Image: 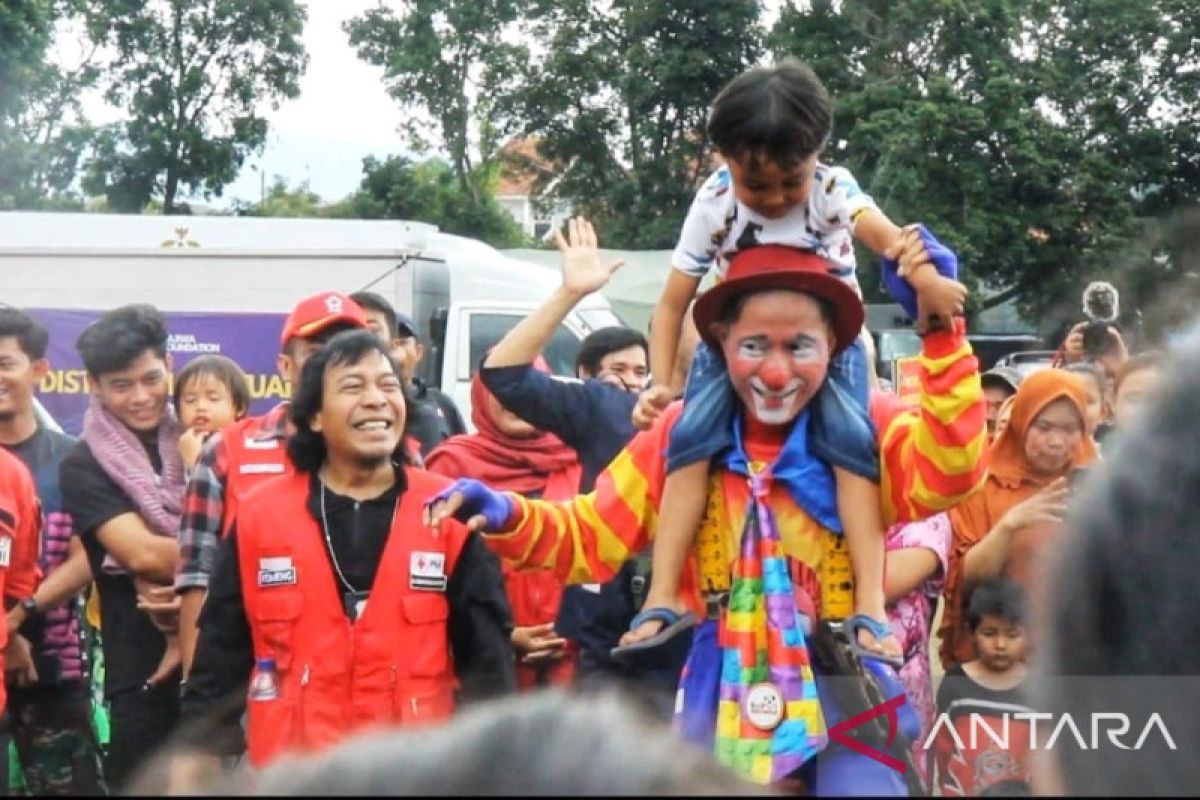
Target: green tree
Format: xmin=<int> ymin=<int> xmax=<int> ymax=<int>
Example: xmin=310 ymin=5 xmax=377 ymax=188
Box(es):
xmin=344 ymin=0 xmax=526 ymax=199
xmin=83 ymin=0 xmax=308 ymax=213
xmin=511 ymin=0 xmax=764 ymax=248
xmin=770 ymin=0 xmax=1200 ymax=324
xmin=347 ymin=155 xmax=528 ymax=247
xmin=233 ymin=176 xmax=324 ymax=217
xmin=0 ymin=0 xmax=98 ymax=209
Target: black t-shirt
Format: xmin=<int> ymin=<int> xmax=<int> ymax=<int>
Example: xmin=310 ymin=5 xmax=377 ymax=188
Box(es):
xmin=60 ymin=439 xmax=168 ymax=698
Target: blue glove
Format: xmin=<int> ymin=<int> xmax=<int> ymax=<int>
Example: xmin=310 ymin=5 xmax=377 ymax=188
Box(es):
xmin=880 ymin=224 xmax=959 ymax=321
xmin=425 ymin=478 xmax=515 ymax=531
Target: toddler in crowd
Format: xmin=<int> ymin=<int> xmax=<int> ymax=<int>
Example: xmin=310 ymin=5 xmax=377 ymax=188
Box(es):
xmin=138 ymin=355 xmax=250 ymax=686
xmin=625 ymin=57 xmax=966 ymax=662
xmin=175 ymin=355 xmax=251 ymax=469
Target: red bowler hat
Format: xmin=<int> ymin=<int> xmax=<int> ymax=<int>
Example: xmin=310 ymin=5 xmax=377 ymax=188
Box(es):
xmin=692 ymin=246 xmax=864 ymax=357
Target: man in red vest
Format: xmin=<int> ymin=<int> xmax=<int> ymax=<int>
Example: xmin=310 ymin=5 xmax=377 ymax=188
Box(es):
xmin=0 ymin=448 xmax=43 ymax=712
xmin=175 ymin=291 xmax=368 ymax=676
xmin=180 ymin=330 xmax=515 ymax=766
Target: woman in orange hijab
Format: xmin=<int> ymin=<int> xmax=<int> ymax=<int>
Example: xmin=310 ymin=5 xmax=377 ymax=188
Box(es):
xmin=939 ymin=369 xmax=1097 ymax=667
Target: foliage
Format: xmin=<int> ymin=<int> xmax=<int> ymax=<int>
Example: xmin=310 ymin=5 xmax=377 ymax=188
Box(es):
xmin=344 ymin=0 xmax=526 ymax=200
xmin=82 ymin=0 xmax=308 ymax=213
xmin=770 ymin=0 xmax=1200 ymax=326
xmin=346 ymin=156 xmax=529 ymax=248
xmin=506 ymin=0 xmax=764 ymax=248
xmin=0 ymin=0 xmax=97 ymax=209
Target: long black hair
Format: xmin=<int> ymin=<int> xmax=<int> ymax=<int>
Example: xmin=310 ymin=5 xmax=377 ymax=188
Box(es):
xmin=287 ymin=329 xmax=411 ymax=473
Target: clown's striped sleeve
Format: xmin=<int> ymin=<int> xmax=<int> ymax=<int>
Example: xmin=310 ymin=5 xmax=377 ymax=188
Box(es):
xmin=483 ymin=404 xmax=688 ymax=586
xmin=873 ymin=317 xmax=988 ymax=526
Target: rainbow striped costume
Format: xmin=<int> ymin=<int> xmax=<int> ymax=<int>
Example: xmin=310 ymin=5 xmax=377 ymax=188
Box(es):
xmin=482 ymin=319 xmax=987 ymax=784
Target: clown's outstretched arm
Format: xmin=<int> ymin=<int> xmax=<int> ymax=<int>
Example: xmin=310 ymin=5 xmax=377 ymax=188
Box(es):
xmin=425 ymin=405 xmax=683 ymax=585
xmin=874 ymin=230 xmax=988 ymax=526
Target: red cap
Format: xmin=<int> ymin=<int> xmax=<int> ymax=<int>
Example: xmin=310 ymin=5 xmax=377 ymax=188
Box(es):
xmin=279 ymin=291 xmax=368 ymax=349
xmin=692 ymin=246 xmax=864 ymax=357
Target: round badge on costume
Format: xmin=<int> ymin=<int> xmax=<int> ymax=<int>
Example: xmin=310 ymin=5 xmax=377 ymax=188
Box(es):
xmin=744 ymin=682 xmax=786 ymax=731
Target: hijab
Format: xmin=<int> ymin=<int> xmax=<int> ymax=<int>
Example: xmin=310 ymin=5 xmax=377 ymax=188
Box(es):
xmin=425 ymin=365 xmax=581 ymax=498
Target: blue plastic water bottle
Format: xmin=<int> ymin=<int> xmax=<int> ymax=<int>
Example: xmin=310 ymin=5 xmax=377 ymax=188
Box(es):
xmin=248 ymin=657 xmax=279 ymax=701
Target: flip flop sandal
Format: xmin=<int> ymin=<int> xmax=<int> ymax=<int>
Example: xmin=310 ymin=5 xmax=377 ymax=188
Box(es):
xmin=845 ymin=613 xmax=905 ymax=668
xmin=610 ymin=608 xmax=699 ymax=666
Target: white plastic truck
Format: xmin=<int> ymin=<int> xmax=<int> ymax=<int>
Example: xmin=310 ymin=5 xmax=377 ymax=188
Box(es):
xmin=0 ymin=211 xmax=622 ymax=428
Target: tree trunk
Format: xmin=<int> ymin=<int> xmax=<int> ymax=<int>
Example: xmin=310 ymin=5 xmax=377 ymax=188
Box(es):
xmin=164 ymin=170 xmax=178 ymax=214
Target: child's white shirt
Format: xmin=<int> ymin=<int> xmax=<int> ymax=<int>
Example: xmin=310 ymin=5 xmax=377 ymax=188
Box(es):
xmin=671 ymin=162 xmax=878 ymax=294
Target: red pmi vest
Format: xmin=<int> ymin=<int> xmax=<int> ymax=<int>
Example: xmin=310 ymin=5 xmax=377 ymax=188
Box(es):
xmin=221 ymin=412 xmax=294 ymax=537
xmin=236 ymin=468 xmax=470 ymax=767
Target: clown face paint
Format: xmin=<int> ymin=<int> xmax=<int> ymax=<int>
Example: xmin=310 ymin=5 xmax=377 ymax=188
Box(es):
xmin=716 ymin=291 xmax=833 ymax=428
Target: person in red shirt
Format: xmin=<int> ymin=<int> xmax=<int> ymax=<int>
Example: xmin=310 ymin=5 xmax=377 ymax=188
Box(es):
xmin=0 ymin=447 xmax=44 ymax=712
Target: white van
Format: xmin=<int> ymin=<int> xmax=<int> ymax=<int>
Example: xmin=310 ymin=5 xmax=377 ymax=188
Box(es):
xmin=0 ymin=211 xmax=621 ymax=428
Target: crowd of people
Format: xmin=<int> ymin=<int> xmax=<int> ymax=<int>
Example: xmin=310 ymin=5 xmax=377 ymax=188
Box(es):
xmin=0 ymin=56 xmax=1189 ymax=798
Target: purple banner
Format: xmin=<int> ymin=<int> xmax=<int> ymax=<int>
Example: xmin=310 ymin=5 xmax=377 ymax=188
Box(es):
xmin=30 ymin=308 xmax=289 ymax=436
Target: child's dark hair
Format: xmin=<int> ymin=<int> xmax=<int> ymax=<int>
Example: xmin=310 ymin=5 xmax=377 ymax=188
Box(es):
xmin=966 ymin=579 xmax=1026 ymax=631
xmin=707 ymin=57 xmax=832 ymax=167
xmin=173 ymin=355 xmax=251 ymax=419
xmin=75 ymin=303 xmax=168 ymax=377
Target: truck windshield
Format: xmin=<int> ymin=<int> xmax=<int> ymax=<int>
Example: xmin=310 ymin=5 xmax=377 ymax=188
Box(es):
xmin=469 ymin=313 xmax=582 ymax=377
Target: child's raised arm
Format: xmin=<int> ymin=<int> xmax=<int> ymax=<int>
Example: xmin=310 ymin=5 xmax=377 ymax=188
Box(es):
xmin=649 ymin=270 xmax=702 ymax=394
xmin=853 ymin=207 xmax=905 ymax=258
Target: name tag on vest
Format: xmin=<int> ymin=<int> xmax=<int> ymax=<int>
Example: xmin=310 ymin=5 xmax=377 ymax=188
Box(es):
xmin=240 ymin=463 xmax=286 ymax=475
xmin=0 ymin=536 xmax=11 ymax=568
xmin=258 ymin=556 xmax=296 ymax=587
xmin=410 ymin=551 xmax=446 ymax=591
xmin=243 ymin=438 xmax=281 ymax=451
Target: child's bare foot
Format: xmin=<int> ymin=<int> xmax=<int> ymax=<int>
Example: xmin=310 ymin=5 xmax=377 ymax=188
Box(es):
xmin=145 ymin=636 xmax=182 ymax=687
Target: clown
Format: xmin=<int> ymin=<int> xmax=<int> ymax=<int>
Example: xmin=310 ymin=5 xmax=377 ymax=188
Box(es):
xmin=426 ymin=237 xmax=988 ymax=793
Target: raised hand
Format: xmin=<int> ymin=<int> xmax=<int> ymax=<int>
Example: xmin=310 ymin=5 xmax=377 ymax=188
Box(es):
xmin=555 ymin=216 xmax=624 ymax=297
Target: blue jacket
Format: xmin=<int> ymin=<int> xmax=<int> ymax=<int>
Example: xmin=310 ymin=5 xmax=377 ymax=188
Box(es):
xmin=480 ymin=365 xmax=649 ymax=676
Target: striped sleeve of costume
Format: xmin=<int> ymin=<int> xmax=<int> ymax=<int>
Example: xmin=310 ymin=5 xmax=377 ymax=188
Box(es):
xmin=483 ymin=403 xmax=685 ymax=585
xmin=873 ymin=317 xmax=988 ymax=526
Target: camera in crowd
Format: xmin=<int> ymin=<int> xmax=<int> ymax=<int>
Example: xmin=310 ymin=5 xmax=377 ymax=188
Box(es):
xmin=1080 ymin=281 xmax=1121 ymax=359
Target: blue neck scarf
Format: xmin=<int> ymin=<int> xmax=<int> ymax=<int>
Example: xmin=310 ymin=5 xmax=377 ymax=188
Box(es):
xmin=720 ymin=409 xmax=842 ymax=534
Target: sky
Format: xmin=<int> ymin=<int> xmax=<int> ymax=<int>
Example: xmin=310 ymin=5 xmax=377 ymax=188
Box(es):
xmin=221 ymin=0 xmax=409 ymax=207
xmin=66 ymin=0 xmax=784 ymax=209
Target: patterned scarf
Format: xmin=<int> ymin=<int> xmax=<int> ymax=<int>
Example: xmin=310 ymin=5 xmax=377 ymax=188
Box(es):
xmin=80 ymin=395 xmax=186 ymax=574
xmin=714 ymin=423 xmax=830 ymax=784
